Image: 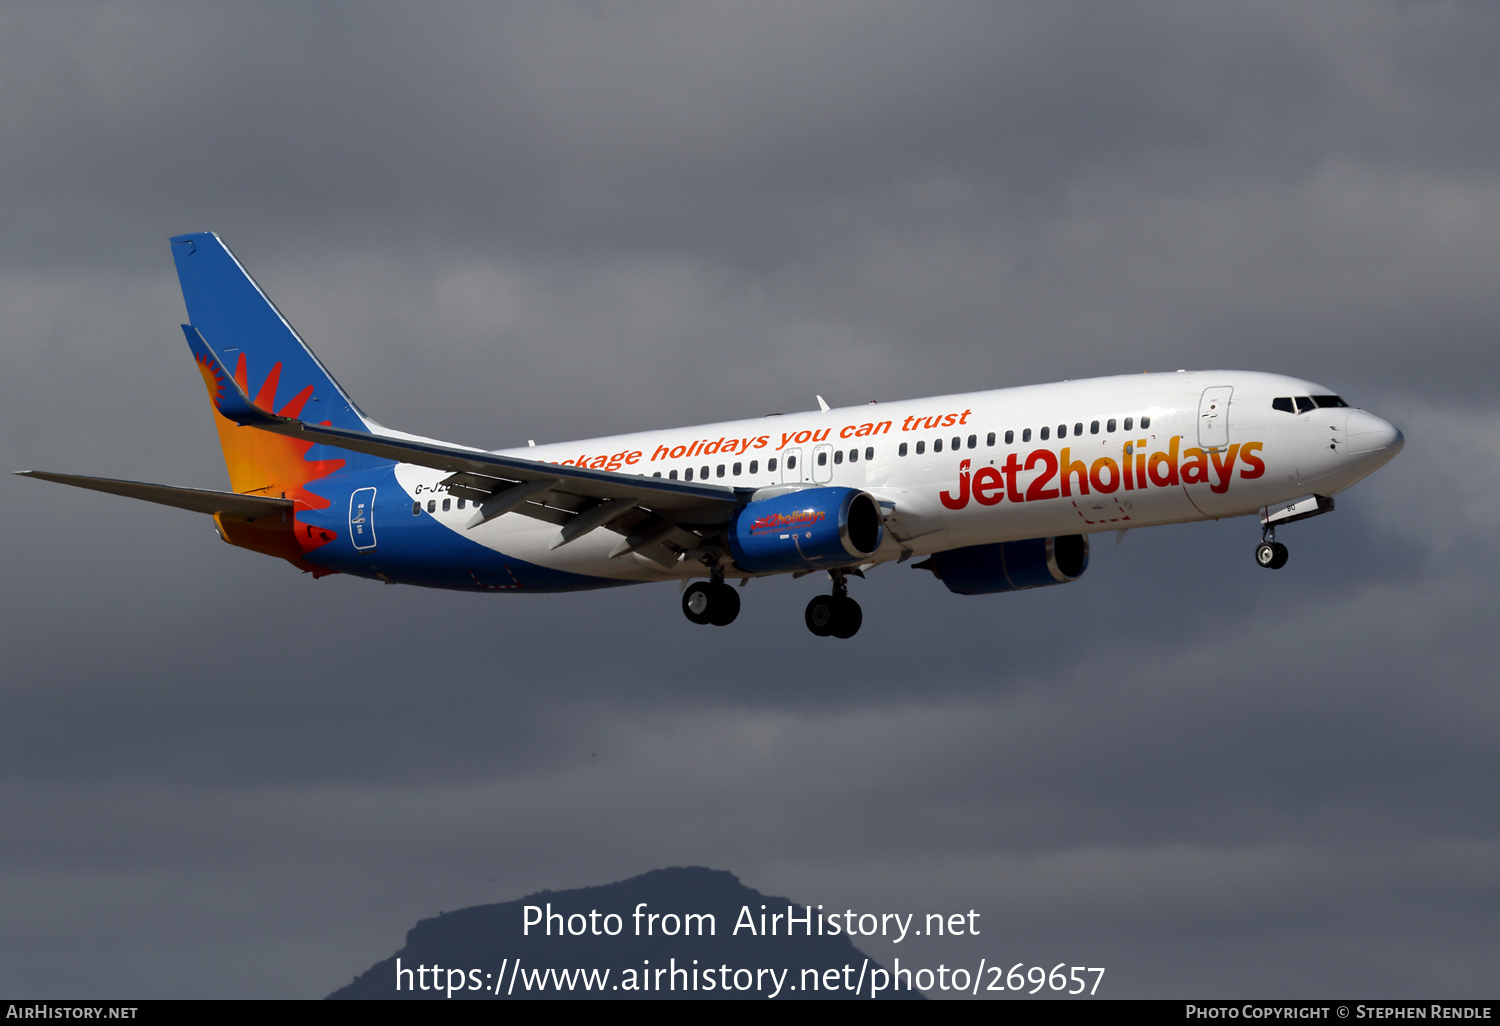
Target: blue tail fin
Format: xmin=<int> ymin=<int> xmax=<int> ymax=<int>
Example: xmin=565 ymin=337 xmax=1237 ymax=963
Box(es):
xmin=170 ymin=232 xmax=371 ymax=435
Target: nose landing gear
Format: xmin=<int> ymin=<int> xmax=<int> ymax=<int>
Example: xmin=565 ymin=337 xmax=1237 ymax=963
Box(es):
xmin=805 ymin=570 xmax=862 ymax=638
xmin=682 ymin=577 xmax=741 ymax=625
xmin=1255 ymin=495 xmax=1335 ymax=570
xmin=1255 ymin=526 xmax=1289 ymax=570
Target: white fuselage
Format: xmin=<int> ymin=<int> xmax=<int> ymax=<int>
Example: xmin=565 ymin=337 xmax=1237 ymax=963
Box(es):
xmin=392 ymin=370 xmax=1403 ymax=581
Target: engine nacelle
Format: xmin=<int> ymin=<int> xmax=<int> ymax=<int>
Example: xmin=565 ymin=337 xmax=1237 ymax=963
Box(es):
xmin=928 ymin=534 xmax=1089 ymax=595
xmin=729 ymin=487 xmax=885 ymax=573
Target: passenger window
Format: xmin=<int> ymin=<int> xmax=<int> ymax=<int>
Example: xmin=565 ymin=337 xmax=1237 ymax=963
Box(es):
xmin=787 ymin=456 xmax=797 ymax=469
xmin=768 ymin=458 xmax=777 ymax=472
xmin=818 ymin=451 xmax=828 ymax=466
xmin=1141 ymin=416 xmax=1151 ymax=429
xmin=749 ymin=460 xmax=758 ymax=474
xmin=717 ymin=464 xmax=725 ymax=477
xmin=1022 ymin=428 xmax=1031 ymax=442
xmin=733 ymin=462 xmax=742 ymax=475
xmin=1005 ymin=430 xmax=1014 ymax=444
xmin=1272 ymin=397 xmax=1294 ymax=413
xmin=670 ymin=470 xmax=678 ymax=480
xmin=457 ymin=498 xmax=466 ymax=510
xmin=442 ymin=498 xmax=451 ymax=512
xmin=412 ymin=501 xmax=421 ymax=516
xmin=1124 ymin=417 xmax=1133 ymax=431
xmin=1090 ymin=420 xmax=1099 ymax=434
xmin=865 ymin=447 xmax=874 ymax=460
xmin=846 ymin=449 xmax=856 ymax=463
xmin=1107 ymin=418 xmax=1116 ymax=432
xmin=701 ymin=466 xmax=710 ymax=479
xmin=832 ymin=450 xmax=842 ymax=465
xmin=986 ymin=432 xmax=995 ymax=446
xmin=427 ymin=499 xmax=437 ymax=513
xmin=934 ymin=438 xmax=943 ymax=452
xmin=1040 ymin=426 xmax=1050 ymax=440
xmin=685 ymin=468 xmax=693 ymax=481
xmin=899 ymin=442 xmax=908 ymax=456
xmin=1057 ymin=424 xmax=1066 ymax=438
xmin=653 ymin=471 xmax=662 ymax=478
xmin=952 ymin=436 xmax=960 ymax=450
xmin=916 ymin=441 xmax=926 ymax=455
xmin=1075 ymin=422 xmax=1083 ymax=435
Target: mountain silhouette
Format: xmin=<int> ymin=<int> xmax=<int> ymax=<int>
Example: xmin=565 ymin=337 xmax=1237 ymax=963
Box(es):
xmin=329 ymin=866 xmax=918 ymax=1000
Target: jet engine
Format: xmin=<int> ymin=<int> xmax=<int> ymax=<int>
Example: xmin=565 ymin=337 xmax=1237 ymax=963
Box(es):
xmin=923 ymin=534 xmax=1089 ymax=595
xmin=729 ymin=487 xmax=884 ymax=573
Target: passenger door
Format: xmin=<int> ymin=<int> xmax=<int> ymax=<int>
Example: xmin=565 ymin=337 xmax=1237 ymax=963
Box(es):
xmin=1198 ymin=386 xmax=1234 ymax=451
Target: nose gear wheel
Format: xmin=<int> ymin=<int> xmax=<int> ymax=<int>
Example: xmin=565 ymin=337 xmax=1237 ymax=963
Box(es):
xmin=1255 ymin=540 xmax=1289 ymax=570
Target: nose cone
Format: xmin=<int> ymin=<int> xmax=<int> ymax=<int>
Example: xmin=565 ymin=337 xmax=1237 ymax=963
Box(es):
xmin=1346 ymin=410 xmax=1404 ymax=471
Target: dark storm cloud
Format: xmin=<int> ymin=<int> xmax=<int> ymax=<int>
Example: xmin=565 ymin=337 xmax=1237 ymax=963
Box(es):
xmin=6 ymin=1 xmax=1499 ymax=426
xmin=10 ymin=2 xmax=1495 ymax=252
xmin=0 ymin=0 xmax=1497 ymax=999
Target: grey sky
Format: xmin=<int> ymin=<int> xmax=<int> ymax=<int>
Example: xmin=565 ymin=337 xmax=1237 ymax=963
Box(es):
xmin=1 ymin=1 xmax=1496 ymax=998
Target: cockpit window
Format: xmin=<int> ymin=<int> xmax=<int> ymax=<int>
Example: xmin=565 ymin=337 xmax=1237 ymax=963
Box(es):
xmin=1274 ymin=395 xmax=1346 ymax=414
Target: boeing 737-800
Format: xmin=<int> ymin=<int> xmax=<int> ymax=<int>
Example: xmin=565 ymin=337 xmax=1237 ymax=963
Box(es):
xmin=21 ymin=232 xmax=1405 ymax=638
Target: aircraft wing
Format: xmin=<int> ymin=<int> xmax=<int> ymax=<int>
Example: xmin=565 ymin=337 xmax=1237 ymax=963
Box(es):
xmin=17 ymin=470 xmax=294 ymax=518
xmin=187 ymin=326 xmax=739 ymax=553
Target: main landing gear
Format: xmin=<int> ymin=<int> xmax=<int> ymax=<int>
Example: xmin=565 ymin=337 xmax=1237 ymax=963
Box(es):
xmin=680 ymin=568 xmax=863 ymax=638
xmin=682 ymin=578 xmax=740 ymax=626
xmin=1255 ymin=526 xmax=1289 ymax=570
xmin=805 ymin=570 xmax=862 ymax=639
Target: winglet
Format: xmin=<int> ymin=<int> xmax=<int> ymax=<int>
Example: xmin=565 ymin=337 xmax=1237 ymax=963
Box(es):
xmin=816 ymin=395 xmax=830 ymax=413
xmin=181 ymin=324 xmax=287 ymax=430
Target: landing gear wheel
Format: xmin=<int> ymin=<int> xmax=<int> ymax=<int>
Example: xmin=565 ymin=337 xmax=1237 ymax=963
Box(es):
xmin=805 ymin=595 xmax=836 ymax=637
xmin=683 ymin=581 xmax=740 ymax=626
xmin=829 ymin=596 xmax=862 ymax=639
xmin=805 ymin=595 xmax=862 ymax=638
xmin=708 ymin=582 xmax=740 ymax=626
xmin=683 ymin=582 xmax=716 ymax=624
xmin=1255 ymin=541 xmax=1289 ymax=570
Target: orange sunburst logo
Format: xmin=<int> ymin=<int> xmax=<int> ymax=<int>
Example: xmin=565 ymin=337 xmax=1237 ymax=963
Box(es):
xmin=196 ymin=351 xmax=346 ymax=563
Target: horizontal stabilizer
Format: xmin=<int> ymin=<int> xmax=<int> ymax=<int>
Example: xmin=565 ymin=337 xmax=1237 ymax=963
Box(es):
xmin=17 ymin=470 xmax=294 ymax=519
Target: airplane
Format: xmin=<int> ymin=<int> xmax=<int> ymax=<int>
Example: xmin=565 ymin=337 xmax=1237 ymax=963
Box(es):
xmin=20 ymin=232 xmax=1405 ymax=639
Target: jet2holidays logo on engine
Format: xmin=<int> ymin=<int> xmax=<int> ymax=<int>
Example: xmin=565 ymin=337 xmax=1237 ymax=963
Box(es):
xmin=749 ymin=507 xmax=827 ymax=536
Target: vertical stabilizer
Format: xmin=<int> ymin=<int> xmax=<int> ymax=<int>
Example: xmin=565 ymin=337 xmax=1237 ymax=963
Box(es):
xmin=171 ymin=232 xmax=382 ymax=573
xmin=171 ymin=232 xmax=370 ymax=435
